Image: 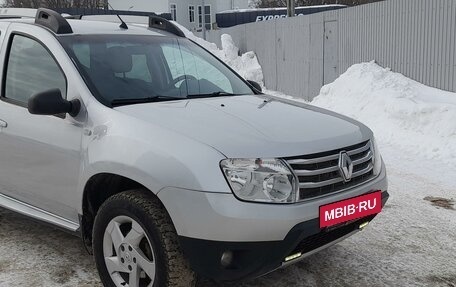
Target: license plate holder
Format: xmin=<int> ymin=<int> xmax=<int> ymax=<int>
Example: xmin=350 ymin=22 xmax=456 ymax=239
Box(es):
xmin=319 ymin=191 xmax=382 ymax=228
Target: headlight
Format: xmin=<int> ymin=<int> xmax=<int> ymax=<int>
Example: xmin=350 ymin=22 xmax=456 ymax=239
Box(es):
xmin=220 ymin=158 xmax=298 ymax=203
xmin=372 ymin=138 xmax=382 ymax=176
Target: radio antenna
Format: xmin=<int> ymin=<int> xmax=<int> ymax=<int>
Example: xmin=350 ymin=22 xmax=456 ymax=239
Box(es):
xmin=107 ymin=2 xmax=128 ymax=29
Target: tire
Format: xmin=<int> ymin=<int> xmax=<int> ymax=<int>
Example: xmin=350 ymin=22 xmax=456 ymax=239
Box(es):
xmin=93 ymin=189 xmax=196 ymax=287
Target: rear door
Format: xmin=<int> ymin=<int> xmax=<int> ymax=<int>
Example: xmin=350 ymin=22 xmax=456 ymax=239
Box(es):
xmin=0 ymin=23 xmax=83 ymax=223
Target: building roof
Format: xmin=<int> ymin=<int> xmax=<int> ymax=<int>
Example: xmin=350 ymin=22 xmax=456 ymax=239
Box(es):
xmin=218 ymin=4 xmax=346 ymax=14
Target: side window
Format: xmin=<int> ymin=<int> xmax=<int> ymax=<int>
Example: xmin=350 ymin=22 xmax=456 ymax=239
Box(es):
xmin=72 ymin=43 xmax=90 ymax=68
xmin=197 ymin=6 xmax=211 ymax=30
xmin=197 ymin=6 xmax=202 ymax=28
xmin=161 ymin=44 xmax=233 ymax=94
xmin=170 ymin=4 xmax=177 ymax=21
xmin=204 ymin=6 xmax=212 ymax=30
xmin=103 ymin=44 xmax=153 ymax=83
xmin=121 ymin=54 xmax=152 ymax=83
xmin=161 ymin=44 xmax=186 ymax=80
xmin=189 ymin=6 xmax=195 ymax=23
xmin=5 ymin=35 xmax=67 ymax=104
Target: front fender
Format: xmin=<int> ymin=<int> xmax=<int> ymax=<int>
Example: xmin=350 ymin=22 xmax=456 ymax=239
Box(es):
xmin=76 ymin=106 xmax=230 ymax=214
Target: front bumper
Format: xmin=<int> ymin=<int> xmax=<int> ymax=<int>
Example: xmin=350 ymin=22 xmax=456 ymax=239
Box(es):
xmin=157 ymin=163 xmax=388 ymax=281
xmin=179 ymin=191 xmax=389 ymax=282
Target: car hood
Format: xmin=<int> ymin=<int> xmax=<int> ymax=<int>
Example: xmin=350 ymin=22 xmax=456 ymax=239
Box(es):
xmin=114 ymin=95 xmax=372 ymax=158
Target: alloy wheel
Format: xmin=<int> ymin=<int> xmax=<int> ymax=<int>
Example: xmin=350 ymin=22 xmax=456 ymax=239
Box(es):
xmin=103 ymin=215 xmax=156 ymax=287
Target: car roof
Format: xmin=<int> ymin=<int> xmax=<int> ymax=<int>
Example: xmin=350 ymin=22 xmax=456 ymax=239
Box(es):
xmin=0 ymin=17 xmax=173 ymax=37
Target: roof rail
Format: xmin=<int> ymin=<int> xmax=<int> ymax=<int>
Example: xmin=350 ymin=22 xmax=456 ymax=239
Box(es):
xmin=148 ymin=15 xmax=185 ymax=37
xmin=35 ymin=8 xmax=73 ymax=34
xmin=61 ymin=14 xmax=83 ymax=20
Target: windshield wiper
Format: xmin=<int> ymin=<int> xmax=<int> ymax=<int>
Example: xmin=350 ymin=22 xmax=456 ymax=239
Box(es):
xmin=111 ymin=96 xmax=184 ymax=107
xmin=186 ymin=92 xmax=240 ymax=99
xmin=112 ymin=92 xmax=241 ymax=106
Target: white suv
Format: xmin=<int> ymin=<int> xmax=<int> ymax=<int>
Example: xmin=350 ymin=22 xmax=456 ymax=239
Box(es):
xmin=0 ymin=9 xmax=388 ymax=287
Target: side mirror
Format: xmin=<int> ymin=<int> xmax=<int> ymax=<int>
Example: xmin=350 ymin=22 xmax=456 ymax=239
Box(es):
xmin=28 ymin=89 xmax=80 ymax=117
xmin=247 ymin=80 xmax=262 ymax=93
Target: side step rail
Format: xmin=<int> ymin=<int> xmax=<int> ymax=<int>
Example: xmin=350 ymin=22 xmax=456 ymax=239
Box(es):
xmin=0 ymin=192 xmax=79 ymax=232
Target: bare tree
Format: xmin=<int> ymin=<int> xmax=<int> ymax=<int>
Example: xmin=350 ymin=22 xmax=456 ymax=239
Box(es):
xmin=2 ymin=0 xmax=107 ymax=9
xmin=2 ymin=0 xmax=42 ymax=8
xmin=71 ymin=0 xmax=107 ymax=9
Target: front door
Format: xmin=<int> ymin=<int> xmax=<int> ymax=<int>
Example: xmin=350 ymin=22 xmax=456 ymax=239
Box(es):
xmin=0 ymin=25 xmax=83 ymax=223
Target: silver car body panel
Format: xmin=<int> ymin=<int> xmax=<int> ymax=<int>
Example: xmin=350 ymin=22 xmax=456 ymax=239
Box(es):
xmin=115 ymin=95 xmax=373 ymax=159
xmin=78 ymin=100 xmax=230 ymax=202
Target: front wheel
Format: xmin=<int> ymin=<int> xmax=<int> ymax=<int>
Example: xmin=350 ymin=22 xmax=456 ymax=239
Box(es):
xmin=93 ymin=190 xmax=196 ymax=287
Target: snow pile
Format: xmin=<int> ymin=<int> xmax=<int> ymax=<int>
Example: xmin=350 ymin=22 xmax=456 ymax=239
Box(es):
xmin=219 ymin=34 xmax=264 ymax=85
xmin=312 ymin=61 xmax=456 ymax=168
xmin=172 ymin=22 xmax=264 ymax=86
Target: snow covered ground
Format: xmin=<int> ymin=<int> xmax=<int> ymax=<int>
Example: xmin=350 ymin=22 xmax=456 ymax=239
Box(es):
xmin=1 ymin=148 xmax=455 ymax=287
xmin=0 ymin=28 xmax=455 ymax=287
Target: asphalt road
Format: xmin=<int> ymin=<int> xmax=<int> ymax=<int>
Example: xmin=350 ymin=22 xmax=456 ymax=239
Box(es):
xmin=0 ymin=145 xmax=455 ymax=287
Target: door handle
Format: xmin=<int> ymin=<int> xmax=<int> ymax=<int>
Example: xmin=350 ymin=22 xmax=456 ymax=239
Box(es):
xmin=0 ymin=119 xmax=7 ymax=128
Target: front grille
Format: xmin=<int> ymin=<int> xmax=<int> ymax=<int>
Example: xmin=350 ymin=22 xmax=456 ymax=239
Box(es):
xmin=285 ymin=141 xmax=375 ymax=201
xmin=289 ymin=215 xmax=376 ymax=256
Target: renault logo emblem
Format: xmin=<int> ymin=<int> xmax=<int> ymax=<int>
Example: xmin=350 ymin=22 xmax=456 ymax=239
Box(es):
xmin=338 ymin=152 xmax=353 ymax=182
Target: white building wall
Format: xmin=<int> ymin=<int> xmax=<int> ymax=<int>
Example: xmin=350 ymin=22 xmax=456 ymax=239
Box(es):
xmin=216 ymin=0 xmax=249 ymax=12
xmin=108 ymin=0 xmax=248 ymax=32
xmin=175 ymin=0 xmax=249 ymax=32
xmin=171 ymin=0 xmax=217 ymax=32
xmin=172 ymin=0 xmax=192 ymax=30
xmin=108 ymin=0 xmax=169 ymax=14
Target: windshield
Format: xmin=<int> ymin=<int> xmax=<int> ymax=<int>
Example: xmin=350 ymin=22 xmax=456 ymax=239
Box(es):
xmin=59 ymin=35 xmax=255 ymax=106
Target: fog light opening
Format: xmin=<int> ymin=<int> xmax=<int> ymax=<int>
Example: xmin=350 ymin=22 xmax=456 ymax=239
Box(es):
xmin=221 ymin=250 xmax=234 ymax=268
xmin=285 ymin=252 xmax=302 ymax=262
